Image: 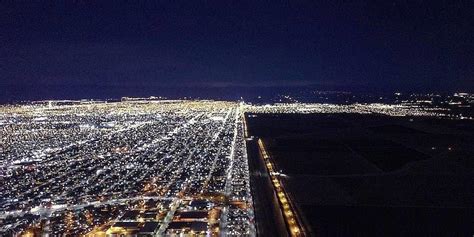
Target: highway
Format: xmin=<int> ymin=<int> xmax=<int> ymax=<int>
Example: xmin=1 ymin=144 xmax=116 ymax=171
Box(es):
xmin=256 ymin=138 xmax=306 ymax=237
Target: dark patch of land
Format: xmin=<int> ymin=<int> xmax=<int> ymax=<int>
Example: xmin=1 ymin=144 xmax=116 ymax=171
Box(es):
xmin=246 ymin=113 xmax=474 ymax=237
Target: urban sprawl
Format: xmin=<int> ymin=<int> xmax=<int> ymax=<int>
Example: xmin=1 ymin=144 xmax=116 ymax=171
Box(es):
xmin=0 ymin=96 xmax=471 ymax=236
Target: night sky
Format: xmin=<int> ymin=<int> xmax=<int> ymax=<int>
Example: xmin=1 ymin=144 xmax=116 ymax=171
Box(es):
xmin=1 ymin=1 xmax=473 ymax=96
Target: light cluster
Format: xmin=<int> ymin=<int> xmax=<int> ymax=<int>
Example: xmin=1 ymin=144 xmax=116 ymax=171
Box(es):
xmin=246 ymin=103 xmax=454 ymax=117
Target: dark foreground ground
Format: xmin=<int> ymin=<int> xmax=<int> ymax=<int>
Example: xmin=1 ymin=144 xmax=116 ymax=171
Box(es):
xmin=246 ymin=113 xmax=474 ymax=237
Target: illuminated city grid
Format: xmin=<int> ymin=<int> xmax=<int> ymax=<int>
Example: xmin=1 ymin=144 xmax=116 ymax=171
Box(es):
xmin=0 ymin=98 xmax=470 ymax=236
xmin=1 ymin=100 xmax=254 ymax=236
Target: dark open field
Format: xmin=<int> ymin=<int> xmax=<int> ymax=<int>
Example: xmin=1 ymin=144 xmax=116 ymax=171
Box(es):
xmin=246 ymin=113 xmax=474 ymax=237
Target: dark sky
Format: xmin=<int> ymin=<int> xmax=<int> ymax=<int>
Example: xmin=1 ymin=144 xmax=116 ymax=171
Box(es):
xmin=1 ymin=0 xmax=473 ymax=93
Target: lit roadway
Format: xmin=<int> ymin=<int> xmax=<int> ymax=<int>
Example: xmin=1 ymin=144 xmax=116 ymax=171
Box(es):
xmin=257 ymin=138 xmax=305 ymax=236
